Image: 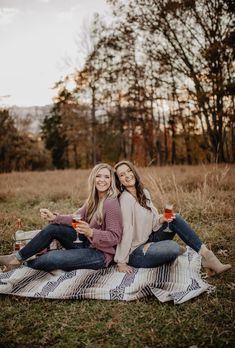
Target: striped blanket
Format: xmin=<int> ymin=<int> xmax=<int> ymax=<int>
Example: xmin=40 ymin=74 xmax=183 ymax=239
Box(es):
xmin=0 ymin=247 xmax=211 ymax=304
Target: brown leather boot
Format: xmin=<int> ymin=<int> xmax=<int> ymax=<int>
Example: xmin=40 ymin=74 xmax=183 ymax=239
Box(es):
xmin=0 ymin=254 xmax=20 ymax=266
xmin=179 ymin=246 xmax=187 ymax=255
xmin=202 ymin=250 xmax=231 ymax=277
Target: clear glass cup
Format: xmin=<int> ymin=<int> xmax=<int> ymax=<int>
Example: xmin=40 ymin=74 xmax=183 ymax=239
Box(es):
xmin=163 ymin=204 xmax=174 ymax=232
xmin=72 ymin=214 xmax=82 ymax=243
xmin=72 ymin=214 xmax=82 ymax=229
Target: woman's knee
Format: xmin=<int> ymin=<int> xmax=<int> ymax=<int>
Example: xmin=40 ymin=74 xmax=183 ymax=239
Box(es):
xmin=41 ymin=223 xmax=58 ymax=234
xmin=42 ymin=224 xmax=74 ymax=239
xmin=155 ymin=240 xmax=180 ymax=261
xmin=170 ymin=213 xmax=184 ymax=228
xmin=130 ymin=241 xmax=179 ymax=268
xmin=173 ymin=214 xmax=182 ymax=223
xmin=147 ymin=240 xmax=180 ymax=259
xmin=38 ymin=224 xmax=56 ymax=241
xmin=168 ymin=240 xmax=180 ymax=258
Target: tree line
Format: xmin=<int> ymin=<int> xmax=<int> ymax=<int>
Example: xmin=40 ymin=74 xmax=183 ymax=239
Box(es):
xmin=1 ymin=0 xmax=234 ymax=172
xmin=0 ymin=108 xmax=51 ymax=172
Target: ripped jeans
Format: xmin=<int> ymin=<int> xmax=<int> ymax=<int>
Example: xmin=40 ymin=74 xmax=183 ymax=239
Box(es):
xmin=128 ymin=214 xmax=203 ymax=268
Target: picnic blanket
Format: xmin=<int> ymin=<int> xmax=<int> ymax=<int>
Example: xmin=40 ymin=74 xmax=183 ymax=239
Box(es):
xmin=0 ymin=247 xmax=212 ymax=304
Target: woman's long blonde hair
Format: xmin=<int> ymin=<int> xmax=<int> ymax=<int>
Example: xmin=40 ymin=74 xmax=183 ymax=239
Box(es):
xmin=86 ymin=163 xmax=117 ymax=224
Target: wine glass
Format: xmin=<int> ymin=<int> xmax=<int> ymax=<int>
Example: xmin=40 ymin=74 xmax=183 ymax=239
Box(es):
xmin=163 ymin=204 xmax=174 ymax=232
xmin=72 ymin=214 xmax=82 ymax=229
xmin=72 ymin=214 xmax=82 ymax=242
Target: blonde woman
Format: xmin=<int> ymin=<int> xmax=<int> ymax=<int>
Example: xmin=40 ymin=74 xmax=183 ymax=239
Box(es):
xmin=0 ymin=163 xmax=123 ymax=272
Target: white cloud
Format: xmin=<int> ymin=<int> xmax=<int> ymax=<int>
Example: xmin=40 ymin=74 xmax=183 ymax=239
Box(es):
xmin=56 ymin=10 xmax=75 ymax=23
xmin=0 ymin=7 xmax=20 ymax=25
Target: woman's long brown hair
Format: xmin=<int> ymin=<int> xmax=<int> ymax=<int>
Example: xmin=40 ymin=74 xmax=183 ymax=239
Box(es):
xmin=114 ymin=160 xmax=151 ymax=211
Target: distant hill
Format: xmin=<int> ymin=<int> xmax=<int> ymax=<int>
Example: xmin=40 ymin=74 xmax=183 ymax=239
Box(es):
xmin=9 ymin=105 xmax=52 ymax=133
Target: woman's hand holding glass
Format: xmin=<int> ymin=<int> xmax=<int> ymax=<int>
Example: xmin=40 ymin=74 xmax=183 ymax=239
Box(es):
xmin=160 ymin=213 xmax=176 ymax=224
xmin=160 ymin=204 xmax=175 ymax=232
xmin=74 ymin=220 xmax=93 ymax=238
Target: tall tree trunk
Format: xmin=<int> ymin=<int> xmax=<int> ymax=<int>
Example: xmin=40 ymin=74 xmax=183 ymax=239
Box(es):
xmin=170 ymin=113 xmax=177 ymax=165
xmin=162 ymin=111 xmax=168 ymax=164
xmin=91 ymin=85 xmax=97 ymax=165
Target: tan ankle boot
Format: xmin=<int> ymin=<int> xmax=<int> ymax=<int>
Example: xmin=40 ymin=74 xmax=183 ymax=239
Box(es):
xmin=202 ymin=250 xmax=231 ymax=277
xmin=179 ymin=246 xmax=187 ymax=255
xmin=0 ymin=254 xmax=20 ymax=266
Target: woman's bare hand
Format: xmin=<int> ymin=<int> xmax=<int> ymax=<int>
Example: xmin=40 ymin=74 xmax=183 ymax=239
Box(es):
xmin=160 ymin=213 xmax=176 ymax=224
xmin=117 ymin=263 xmax=134 ymax=274
xmin=75 ymin=220 xmax=93 ymax=238
xmin=40 ymin=208 xmax=56 ymax=222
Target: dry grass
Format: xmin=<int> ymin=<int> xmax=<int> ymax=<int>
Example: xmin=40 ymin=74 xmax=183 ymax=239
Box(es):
xmin=0 ymin=169 xmax=90 ymax=203
xmin=0 ymin=164 xmax=234 ymax=347
xmin=141 ymin=165 xmax=235 ymax=247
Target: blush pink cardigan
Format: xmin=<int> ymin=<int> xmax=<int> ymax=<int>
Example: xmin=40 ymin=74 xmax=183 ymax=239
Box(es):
xmin=52 ymin=198 xmax=123 ymax=266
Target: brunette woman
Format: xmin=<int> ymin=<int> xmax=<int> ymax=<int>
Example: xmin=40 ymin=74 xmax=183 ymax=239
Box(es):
xmin=114 ymin=160 xmax=231 ymax=276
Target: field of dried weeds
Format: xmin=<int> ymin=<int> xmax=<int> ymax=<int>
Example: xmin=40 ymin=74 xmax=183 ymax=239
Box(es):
xmin=0 ymin=165 xmax=234 ymax=347
xmin=0 ymin=165 xmax=234 ymax=249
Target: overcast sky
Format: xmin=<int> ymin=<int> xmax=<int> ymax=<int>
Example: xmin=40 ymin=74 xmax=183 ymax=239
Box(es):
xmin=0 ymin=0 xmax=110 ymax=107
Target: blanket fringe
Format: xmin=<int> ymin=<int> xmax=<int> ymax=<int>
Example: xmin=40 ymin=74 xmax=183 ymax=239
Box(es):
xmin=205 ymin=285 xmax=216 ymax=294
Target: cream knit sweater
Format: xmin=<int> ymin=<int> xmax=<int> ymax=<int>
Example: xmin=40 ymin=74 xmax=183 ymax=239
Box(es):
xmin=114 ymin=189 xmax=163 ymax=264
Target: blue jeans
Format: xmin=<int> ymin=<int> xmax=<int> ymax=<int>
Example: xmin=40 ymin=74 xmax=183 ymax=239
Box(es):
xmin=129 ymin=214 xmax=203 ymax=268
xmin=17 ymin=224 xmax=106 ymax=272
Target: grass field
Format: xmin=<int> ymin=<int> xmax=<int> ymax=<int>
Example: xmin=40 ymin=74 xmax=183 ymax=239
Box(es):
xmin=0 ymin=165 xmax=234 ymax=347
